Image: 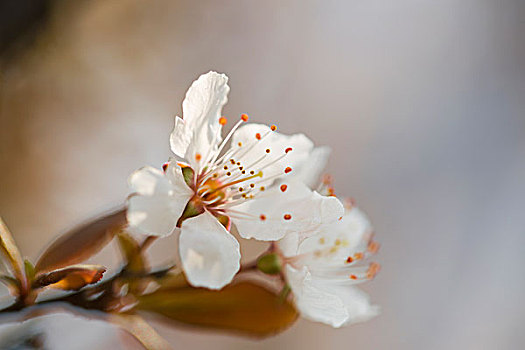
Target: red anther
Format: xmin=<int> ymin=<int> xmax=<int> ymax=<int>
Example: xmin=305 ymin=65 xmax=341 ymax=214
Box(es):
xmin=346 ymin=256 xmax=354 ymax=263
xmin=230 ymin=159 xmax=236 ymax=164
xmin=223 ymin=165 xmax=228 ymax=170
xmin=266 ymin=148 xmax=271 ymax=153
xmin=241 ymin=114 xmax=249 ymax=122
xmin=350 ymin=274 xmax=358 ymax=280
xmin=285 ymin=147 xmax=292 ymax=153
xmin=260 ymin=186 xmax=265 ymax=191
xmin=280 ymin=184 xmax=288 ymax=192
xmin=260 ymin=214 xmax=266 ymax=221
xmin=219 ymin=117 xmax=228 ymax=125
xmin=238 ymin=142 xmax=242 ymax=147
xmin=284 ymin=167 xmax=292 ymax=174
xmin=270 ymin=125 xmax=277 ymax=131
xmin=226 ymin=172 xmax=231 ymax=176
xmin=255 ymin=133 xmax=261 ymax=140
xmin=283 ymin=214 xmax=292 ymax=220
xmin=162 ymin=162 xmax=169 ymax=172
xmin=195 ymin=153 xmax=202 ymax=161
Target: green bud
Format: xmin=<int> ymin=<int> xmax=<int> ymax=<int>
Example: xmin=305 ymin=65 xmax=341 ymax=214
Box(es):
xmin=257 ymin=253 xmax=282 ymax=275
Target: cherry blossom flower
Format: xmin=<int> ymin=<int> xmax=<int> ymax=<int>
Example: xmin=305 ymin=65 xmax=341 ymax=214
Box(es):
xmin=276 ymin=200 xmax=380 ymax=327
xmin=127 ymin=71 xmax=344 ymax=289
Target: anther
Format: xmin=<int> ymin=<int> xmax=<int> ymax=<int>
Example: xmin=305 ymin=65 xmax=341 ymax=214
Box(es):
xmin=284 ymin=167 xmax=292 ymax=174
xmin=224 ymin=165 xmax=228 ymax=170
xmin=285 ymin=147 xmax=292 ymax=153
xmin=242 ymin=170 xmax=246 ymax=174
xmin=226 ymin=172 xmax=231 ymax=176
xmin=260 ymin=214 xmax=266 ymax=221
xmin=283 ymin=214 xmax=292 ymax=220
xmin=270 ymin=125 xmax=277 ymax=131
xmin=260 ymin=186 xmax=265 ymax=191
xmin=350 ymin=275 xmax=358 ymax=280
xmin=195 ymin=153 xmax=202 ymax=161
xmin=354 ymin=252 xmax=364 ymax=260
xmin=250 ymin=170 xmax=255 ymax=175
xmin=241 ymin=114 xmax=249 ymax=122
xmin=255 ymin=133 xmax=261 ymax=140
xmin=265 ymin=148 xmax=271 ymax=153
xmin=239 ymin=187 xmax=243 ymax=192
xmin=368 ymin=241 xmax=380 ymax=254
xmin=238 ymin=142 xmax=242 ymax=147
xmin=280 ymin=184 xmax=288 ymax=192
xmin=219 ymin=117 xmax=228 ymax=125
xmin=346 ymin=256 xmax=354 ymax=264
xmin=230 ymin=159 xmax=236 ymax=164
xmin=162 ymin=162 xmax=169 ymax=172
xmin=250 ymin=184 xmax=255 ymax=188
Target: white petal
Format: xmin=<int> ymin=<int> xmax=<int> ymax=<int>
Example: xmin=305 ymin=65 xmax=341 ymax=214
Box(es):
xmin=298 ymin=206 xmax=373 ymax=266
xmin=170 ymin=72 xmax=230 ymax=168
xmin=127 ymin=194 xmax=178 ymax=236
xmin=179 ymin=211 xmax=240 ymax=289
xmin=128 ymin=166 xmax=172 ymax=196
xmin=233 ymin=180 xmax=344 ymax=241
xmin=294 ymin=146 xmax=331 ymax=188
xmin=127 ymin=165 xmax=193 ymax=237
xmin=285 ymin=265 xmax=379 ymax=328
xmin=230 ymin=123 xmax=315 ymax=186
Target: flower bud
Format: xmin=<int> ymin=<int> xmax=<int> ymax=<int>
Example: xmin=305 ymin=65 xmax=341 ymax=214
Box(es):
xmin=256 ymin=253 xmax=282 ymax=275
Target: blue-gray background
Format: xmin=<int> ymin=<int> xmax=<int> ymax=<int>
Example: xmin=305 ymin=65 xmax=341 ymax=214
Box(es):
xmin=1 ymin=1 xmax=524 ymax=349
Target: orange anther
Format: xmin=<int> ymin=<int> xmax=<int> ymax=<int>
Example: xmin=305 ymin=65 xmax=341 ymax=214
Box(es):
xmin=241 ymin=114 xmax=249 ymax=122
xmin=354 ymin=252 xmax=364 ymax=260
xmin=350 ymin=274 xmax=358 ymax=280
xmin=270 ymin=125 xmax=277 ymax=131
xmin=195 ymin=153 xmax=202 ymax=161
xmin=255 ymin=133 xmax=261 ymax=140
xmin=284 ymin=167 xmax=292 ymax=174
xmin=219 ymin=117 xmax=227 ymax=125
xmin=280 ymin=184 xmax=288 ymax=192
xmin=368 ymin=241 xmax=380 ymax=254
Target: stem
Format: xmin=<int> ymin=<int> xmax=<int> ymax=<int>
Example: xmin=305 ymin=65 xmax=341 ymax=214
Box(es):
xmin=139 ymin=236 xmax=157 ymax=253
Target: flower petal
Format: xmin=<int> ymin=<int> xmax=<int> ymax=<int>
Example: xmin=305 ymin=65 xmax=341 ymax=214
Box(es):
xmin=127 ymin=194 xmax=179 ymax=237
xmin=294 ymin=146 xmax=331 ymax=188
xmin=297 ymin=206 xmax=373 ymax=266
xmin=128 ymin=166 xmax=172 ymax=196
xmin=285 ymin=265 xmax=378 ymax=328
xmin=179 ymin=211 xmax=240 ymax=289
xmin=233 ymin=180 xmax=344 ymax=241
xmin=230 ymin=123 xmax=315 ymax=186
xmin=170 ymin=71 xmax=230 ymax=169
xmin=127 ymin=165 xmax=193 ymax=237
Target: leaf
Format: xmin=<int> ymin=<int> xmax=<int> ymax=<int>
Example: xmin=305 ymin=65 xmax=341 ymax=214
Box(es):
xmin=107 ymin=314 xmax=172 ymax=350
xmin=0 ymin=218 xmax=27 ymax=289
xmin=33 ymin=265 xmax=106 ymax=291
xmin=35 ymin=209 xmax=126 ymax=273
xmin=138 ymin=278 xmax=298 ymax=337
xmin=116 ymin=232 xmax=146 ymax=274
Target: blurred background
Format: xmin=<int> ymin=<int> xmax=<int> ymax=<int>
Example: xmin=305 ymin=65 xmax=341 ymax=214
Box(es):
xmin=1 ymin=0 xmax=524 ymax=349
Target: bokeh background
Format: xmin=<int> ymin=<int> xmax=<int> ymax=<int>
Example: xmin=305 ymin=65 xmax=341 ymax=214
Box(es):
xmin=1 ymin=0 xmax=524 ymax=349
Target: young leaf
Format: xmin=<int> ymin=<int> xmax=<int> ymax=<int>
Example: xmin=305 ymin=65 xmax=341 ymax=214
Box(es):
xmin=33 ymin=265 xmax=106 ymax=291
xmin=138 ymin=279 xmax=298 ymax=337
xmin=35 ymin=209 xmax=126 ymax=273
xmin=116 ymin=232 xmax=146 ymax=274
xmin=0 ymin=218 xmax=26 ymax=289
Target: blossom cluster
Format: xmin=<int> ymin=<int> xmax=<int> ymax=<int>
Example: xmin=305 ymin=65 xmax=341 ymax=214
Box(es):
xmin=126 ymin=72 xmax=380 ymax=327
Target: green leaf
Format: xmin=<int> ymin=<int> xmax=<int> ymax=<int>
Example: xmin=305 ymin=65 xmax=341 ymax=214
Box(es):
xmin=138 ymin=277 xmax=298 ymax=337
xmin=0 ymin=218 xmax=26 ymax=289
xmin=116 ymin=232 xmax=146 ymax=274
xmin=35 ymin=209 xmax=126 ymax=273
xmin=33 ymin=264 xmax=106 ymax=291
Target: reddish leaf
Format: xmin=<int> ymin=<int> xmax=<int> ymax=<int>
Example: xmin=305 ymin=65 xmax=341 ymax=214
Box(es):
xmin=35 ymin=209 xmax=126 ymax=273
xmin=138 ymin=278 xmax=298 ymax=337
xmin=0 ymin=218 xmax=26 ymax=288
xmin=33 ymin=265 xmax=106 ymax=291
